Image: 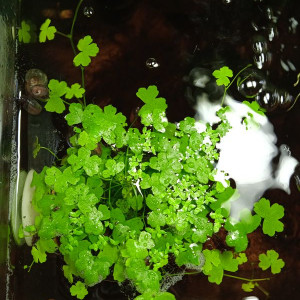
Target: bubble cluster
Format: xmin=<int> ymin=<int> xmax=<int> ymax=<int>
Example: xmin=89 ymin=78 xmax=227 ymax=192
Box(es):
xmin=83 ymin=6 xmax=94 ymax=18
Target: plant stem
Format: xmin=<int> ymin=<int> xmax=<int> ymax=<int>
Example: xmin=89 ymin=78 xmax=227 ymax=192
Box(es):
xmin=108 ymin=179 xmax=113 ymax=209
xmin=40 ymin=147 xmax=60 ymax=160
xmin=255 ymin=282 xmax=270 ymax=297
xmin=223 ymin=273 xmax=270 ymax=282
xmin=70 ymin=0 xmax=84 ymax=43
xmin=81 ymin=66 xmax=86 ymax=107
xmin=56 ymin=31 xmax=70 ymax=39
xmin=221 ymin=64 xmax=252 ymax=106
xmin=287 ymin=92 xmax=300 ymax=112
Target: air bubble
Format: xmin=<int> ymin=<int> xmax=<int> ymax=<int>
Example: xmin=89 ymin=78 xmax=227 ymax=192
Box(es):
xmin=264 ymin=7 xmax=273 ymax=21
xmin=83 ymin=6 xmax=94 ymax=17
xmin=253 ymin=52 xmax=272 ymax=69
xmin=265 ymin=24 xmax=278 ymax=41
xmin=237 ymin=69 xmax=266 ymax=98
xmin=252 ymin=35 xmax=268 ymax=54
xmin=146 ymin=58 xmax=160 ymax=69
xmin=222 ymin=0 xmax=232 ymax=4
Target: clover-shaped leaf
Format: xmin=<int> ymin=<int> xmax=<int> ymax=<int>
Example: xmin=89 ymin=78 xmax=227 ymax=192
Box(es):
xmin=65 ymin=103 xmax=84 ymax=125
xmin=68 ymin=147 xmax=102 ymax=176
xmin=45 ymin=79 xmax=68 ymax=113
xmin=102 ymin=159 xmax=125 ymax=178
xmin=18 ymin=20 xmax=31 ymax=43
xmin=225 ymin=209 xmax=261 ymax=252
xmin=70 ymin=281 xmax=88 ymax=300
xmin=212 ymin=66 xmax=233 ymax=87
xmin=242 ymin=282 xmax=255 ymax=292
xmin=73 ymin=35 xmax=99 ymax=67
xmin=136 ymin=85 xmax=168 ymax=132
xmin=258 ymin=250 xmax=285 ymax=274
xmin=65 ymin=83 xmax=85 ymax=99
xmin=39 ymin=18 xmax=57 ymax=43
xmin=243 ymin=100 xmax=266 ymax=116
xmin=254 ymin=198 xmax=284 ymax=236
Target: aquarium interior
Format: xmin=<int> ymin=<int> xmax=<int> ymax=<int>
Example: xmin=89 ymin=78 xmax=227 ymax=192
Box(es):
xmin=0 ymin=0 xmax=300 ymax=299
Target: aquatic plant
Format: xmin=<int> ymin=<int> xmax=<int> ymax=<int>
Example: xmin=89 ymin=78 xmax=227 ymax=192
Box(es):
xmin=18 ymin=1 xmax=287 ymax=299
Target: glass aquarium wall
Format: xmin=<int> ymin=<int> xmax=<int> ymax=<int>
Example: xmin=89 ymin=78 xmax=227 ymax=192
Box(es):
xmin=0 ymin=0 xmax=18 ymax=299
xmin=2 ymin=0 xmax=300 ymax=299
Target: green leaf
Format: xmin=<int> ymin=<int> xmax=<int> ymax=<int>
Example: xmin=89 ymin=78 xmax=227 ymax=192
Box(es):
xmin=65 ymin=103 xmax=84 ymax=125
xmin=39 ymin=18 xmax=57 ymax=43
xmin=65 ymin=83 xmax=85 ymax=99
xmin=139 ymin=231 xmax=155 ymax=249
xmin=128 ymin=195 xmax=143 ymax=211
xmin=219 ymin=251 xmax=239 ymax=272
xmin=191 ymin=217 xmax=213 ymax=243
xmin=31 ymin=245 xmax=47 ymax=263
xmin=63 ymin=265 xmax=74 ymax=283
xmin=113 ymin=259 xmax=126 ymax=282
xmin=98 ymin=204 xmax=110 ymax=220
xmin=243 ymin=100 xmax=266 ymax=116
xmin=73 ymin=35 xmax=99 ymax=67
xmin=236 ymin=253 xmax=248 ymax=265
xmin=18 ymin=20 xmax=31 ymax=43
xmin=242 ymin=282 xmax=255 ymax=292
xmin=70 ymin=281 xmax=88 ymax=300
xmin=254 ymin=198 xmax=284 ymax=236
xmin=136 ymin=86 xmax=168 ymax=132
xmin=258 ymin=250 xmax=285 ymax=274
xmin=212 ymin=66 xmax=233 ymax=87
xmin=45 ymin=79 xmax=68 ymax=113
xmin=68 ymin=147 xmax=102 ymax=176
xmin=202 ymin=249 xmax=221 ymax=273
xmin=225 ymin=209 xmax=261 ymax=252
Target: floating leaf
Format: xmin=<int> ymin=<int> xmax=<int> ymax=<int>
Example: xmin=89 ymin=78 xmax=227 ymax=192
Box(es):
xmin=73 ymin=35 xmax=99 ymax=67
xmin=39 ymin=18 xmax=57 ymax=43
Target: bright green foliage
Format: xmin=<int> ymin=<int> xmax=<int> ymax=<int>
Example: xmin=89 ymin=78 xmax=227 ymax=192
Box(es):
xmin=66 ymin=83 xmax=85 ymax=99
xmin=136 ymin=86 xmax=168 ymax=132
xmin=45 ymin=79 xmax=68 ymax=113
xmin=212 ymin=66 xmax=233 ymax=87
xmin=242 ymin=282 xmax=255 ymax=292
xmin=202 ymin=249 xmax=240 ymax=284
xmin=70 ymin=281 xmax=88 ymax=300
xmin=135 ymin=291 xmax=176 ymax=300
xmin=225 ymin=209 xmax=261 ymax=252
xmin=258 ymin=250 xmax=285 ymax=274
xmin=18 ymin=20 xmax=31 ymax=43
xmin=236 ymin=253 xmax=248 ymax=264
xmin=243 ymin=101 xmax=266 ymax=116
xmin=39 ymin=18 xmax=56 ymax=42
xmin=65 ymin=103 xmax=84 ymax=125
xmin=254 ymin=198 xmax=284 ymax=236
xmin=31 ymin=244 xmax=47 ymax=263
xmin=29 ymin=62 xmax=285 ymax=300
xmin=73 ymin=35 xmax=99 ymax=67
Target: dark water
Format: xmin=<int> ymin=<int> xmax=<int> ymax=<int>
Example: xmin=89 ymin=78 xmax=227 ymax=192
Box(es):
xmin=13 ymin=0 xmax=300 ymax=299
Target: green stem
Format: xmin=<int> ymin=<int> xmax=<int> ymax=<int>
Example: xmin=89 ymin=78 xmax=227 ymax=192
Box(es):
xmin=294 ymin=72 xmax=300 ymax=87
xmin=56 ymin=31 xmax=71 ymax=39
xmin=40 ymin=147 xmax=60 ymax=160
xmin=223 ymin=273 xmax=270 ymax=282
xmin=221 ymin=64 xmax=252 ymax=106
xmin=108 ymin=179 xmax=113 ymax=209
xmin=287 ymin=92 xmax=300 ymax=112
xmin=255 ymin=282 xmax=270 ymax=297
xmin=70 ymin=0 xmax=84 ymax=41
xmin=81 ymin=66 xmax=86 ymax=107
